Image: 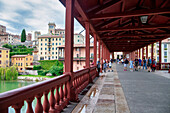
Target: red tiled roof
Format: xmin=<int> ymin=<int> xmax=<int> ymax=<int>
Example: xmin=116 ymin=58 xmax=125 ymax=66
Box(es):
xmin=11 ymin=55 xmax=28 ymax=58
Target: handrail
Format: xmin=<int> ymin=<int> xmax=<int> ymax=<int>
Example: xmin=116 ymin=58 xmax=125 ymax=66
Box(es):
xmin=0 ymin=74 xmax=70 ymax=112
xmin=74 ymin=68 xmax=89 ymax=78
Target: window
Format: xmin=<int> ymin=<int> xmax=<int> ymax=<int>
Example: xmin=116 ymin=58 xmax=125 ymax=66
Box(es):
xmin=52 ymin=43 xmax=54 ymax=45
xmin=91 ymin=53 xmax=94 ymax=58
xmin=6 ymin=55 xmax=8 ymax=58
xmin=77 ymin=54 xmax=79 ymax=58
xmin=6 ymin=60 xmax=8 ymax=64
xmin=41 ymin=43 xmax=43 ymax=46
xmin=59 ymin=38 xmax=61 ymax=41
xmin=6 ymin=51 xmax=8 ymax=53
xmin=56 ymin=43 xmax=58 ymax=45
xmin=41 ymin=39 xmax=43 ymax=41
xmin=26 ymin=58 xmax=28 ymax=61
xmin=56 ymin=56 xmax=57 ymax=59
xmin=21 ymin=58 xmax=22 ymax=60
xmin=20 ymin=68 xmax=22 ymax=70
xmin=0 ymin=60 xmax=1 ymax=64
xmin=164 ymin=52 xmax=167 ymax=56
xmin=0 ymin=50 xmax=1 ymax=53
xmin=45 ymin=43 xmax=47 ymax=46
xmin=76 ymin=48 xmax=79 ymax=51
xmin=41 ymin=52 xmax=42 ymax=55
xmin=59 ymin=43 xmax=61 ymax=45
xmin=77 ymin=60 xmax=79 ymax=64
xmin=164 ymin=59 xmax=167 ymax=62
xmin=45 ymin=39 xmax=47 ymax=41
xmin=18 ymin=63 xmax=20 ymax=66
xmin=0 ymin=55 xmax=1 ymax=58
xmin=78 ymin=40 xmax=79 ymax=42
xmin=52 ymin=48 xmax=54 ymax=50
xmin=56 ymin=38 xmax=58 ymax=41
xmin=21 ymin=63 xmax=22 ymax=66
xmin=52 ymin=56 xmax=54 ymax=59
xmin=49 ymin=25 xmax=54 ymax=29
xmin=164 ymin=44 xmax=167 ymax=49
xmin=56 ymin=47 xmax=57 ymax=50
xmin=45 ymin=48 xmax=47 ymax=50
xmin=41 ymin=48 xmax=43 ymax=50
xmin=45 ymin=52 xmax=47 ymax=55
xmin=52 ymin=38 xmax=54 ymax=41
xmin=30 ymin=58 xmax=32 ymax=60
xmin=56 ymin=52 xmax=57 ymax=54
xmin=78 ymin=36 xmax=79 ymax=37
xmin=45 ymin=56 xmax=47 ymax=59
xmin=16 ymin=63 xmax=17 ymax=65
xmin=26 ymin=63 xmax=28 ymax=66
xmin=52 ymin=52 xmax=54 ymax=54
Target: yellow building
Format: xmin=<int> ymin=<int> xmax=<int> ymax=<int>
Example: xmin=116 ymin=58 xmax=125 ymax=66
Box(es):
xmin=0 ymin=47 xmax=10 ymax=68
xmin=11 ymin=54 xmax=33 ymax=72
xmin=38 ymin=35 xmax=64 ymax=60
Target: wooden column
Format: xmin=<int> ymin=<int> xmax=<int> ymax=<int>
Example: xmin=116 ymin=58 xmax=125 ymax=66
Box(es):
xmin=112 ymin=52 xmax=114 ymax=59
xmin=151 ymin=44 xmax=154 ymax=59
xmin=137 ymin=50 xmax=138 ymax=59
xmin=142 ymin=48 xmax=144 ymax=59
xmin=139 ymin=49 xmax=141 ymax=59
xmin=85 ymin=22 xmax=90 ymax=68
xmin=65 ymin=0 xmax=76 ymax=102
xmin=94 ymin=33 xmax=97 ymax=66
xmin=146 ymin=46 xmax=148 ymax=59
xmin=159 ymin=41 xmax=162 ymax=69
xmin=101 ymin=43 xmax=103 ymax=72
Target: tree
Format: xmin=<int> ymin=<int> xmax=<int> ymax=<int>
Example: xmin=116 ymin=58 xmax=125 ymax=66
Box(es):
xmin=21 ymin=29 xmax=26 ymax=42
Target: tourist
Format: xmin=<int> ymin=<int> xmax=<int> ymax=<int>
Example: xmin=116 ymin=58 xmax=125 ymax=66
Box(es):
xmin=97 ymin=60 xmax=100 ymax=74
xmin=152 ymin=59 xmax=156 ymax=72
xmin=143 ymin=57 xmax=147 ymax=70
xmin=103 ymin=60 xmax=107 ymax=73
xmin=147 ymin=57 xmax=152 ymax=72
xmin=129 ymin=58 xmax=133 ymax=72
xmin=109 ymin=61 xmax=113 ymax=72
xmin=124 ymin=58 xmax=129 ymax=71
xmin=138 ymin=58 xmax=142 ymax=69
xmin=134 ymin=57 xmax=139 ymax=71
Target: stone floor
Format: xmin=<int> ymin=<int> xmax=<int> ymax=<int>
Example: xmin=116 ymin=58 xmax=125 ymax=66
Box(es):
xmin=72 ymin=64 xmax=130 ymax=113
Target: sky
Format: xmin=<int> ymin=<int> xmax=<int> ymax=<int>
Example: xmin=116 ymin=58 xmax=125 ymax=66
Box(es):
xmin=0 ymin=0 xmax=84 ymax=35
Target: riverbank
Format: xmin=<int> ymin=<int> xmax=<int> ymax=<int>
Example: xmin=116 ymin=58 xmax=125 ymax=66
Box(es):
xmin=18 ymin=75 xmax=56 ymax=81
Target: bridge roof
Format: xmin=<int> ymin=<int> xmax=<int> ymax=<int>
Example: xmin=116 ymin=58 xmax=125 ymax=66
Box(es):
xmin=60 ymin=0 xmax=170 ymax=52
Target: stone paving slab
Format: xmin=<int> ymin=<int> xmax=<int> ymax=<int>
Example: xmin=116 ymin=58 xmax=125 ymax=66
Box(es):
xmin=72 ymin=63 xmax=130 ymax=113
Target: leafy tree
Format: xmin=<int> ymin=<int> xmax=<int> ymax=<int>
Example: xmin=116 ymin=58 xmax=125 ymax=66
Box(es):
xmin=49 ymin=65 xmax=63 ymax=76
xmin=21 ymin=29 xmax=26 ymax=42
xmin=2 ymin=44 xmax=12 ymax=52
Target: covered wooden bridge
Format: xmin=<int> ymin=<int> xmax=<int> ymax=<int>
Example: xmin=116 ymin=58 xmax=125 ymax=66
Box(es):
xmin=0 ymin=0 xmax=169 ymax=113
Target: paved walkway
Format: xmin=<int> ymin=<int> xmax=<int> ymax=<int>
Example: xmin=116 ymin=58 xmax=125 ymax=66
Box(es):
xmin=116 ymin=64 xmax=170 ymax=113
xmin=72 ymin=64 xmax=130 ymax=113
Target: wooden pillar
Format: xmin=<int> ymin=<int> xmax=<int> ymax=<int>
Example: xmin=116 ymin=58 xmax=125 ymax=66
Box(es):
xmin=94 ymin=33 xmax=97 ymax=66
xmin=65 ymin=0 xmax=76 ymax=102
xmin=146 ymin=46 xmax=148 ymax=59
xmin=159 ymin=41 xmax=162 ymax=69
xmin=101 ymin=43 xmax=103 ymax=72
xmin=137 ymin=50 xmax=138 ymax=59
xmin=112 ymin=52 xmax=114 ymax=59
xmin=85 ymin=22 xmax=90 ymax=68
xmin=142 ymin=48 xmax=144 ymax=59
xmin=151 ymin=44 xmax=154 ymax=59
xmin=139 ymin=49 xmax=141 ymax=59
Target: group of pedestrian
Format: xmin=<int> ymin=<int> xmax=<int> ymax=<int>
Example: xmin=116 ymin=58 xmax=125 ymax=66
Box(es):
xmin=123 ymin=57 xmax=157 ymax=72
xmin=97 ymin=59 xmax=113 ymax=73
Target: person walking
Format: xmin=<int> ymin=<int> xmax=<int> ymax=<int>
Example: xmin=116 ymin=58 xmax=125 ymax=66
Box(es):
xmin=134 ymin=57 xmax=139 ymax=71
xmin=97 ymin=60 xmax=100 ymax=74
xmin=109 ymin=61 xmax=112 ymax=72
xmin=124 ymin=58 xmax=129 ymax=71
xmin=103 ymin=60 xmax=107 ymax=73
xmin=152 ymin=59 xmax=156 ymax=72
xmin=129 ymin=58 xmax=133 ymax=72
xmin=143 ymin=57 xmax=147 ymax=70
xmin=138 ymin=58 xmax=142 ymax=69
xmin=147 ymin=57 xmax=152 ymax=72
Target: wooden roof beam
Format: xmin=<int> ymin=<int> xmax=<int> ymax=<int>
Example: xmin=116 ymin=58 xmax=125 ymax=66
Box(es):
xmin=97 ymin=24 xmax=170 ymax=32
xmin=90 ymin=8 xmax=170 ymax=20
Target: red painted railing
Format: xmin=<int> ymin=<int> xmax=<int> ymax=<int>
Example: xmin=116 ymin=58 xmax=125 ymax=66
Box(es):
xmin=0 ymin=66 xmax=98 ymax=113
xmin=156 ymin=63 xmax=170 ymax=70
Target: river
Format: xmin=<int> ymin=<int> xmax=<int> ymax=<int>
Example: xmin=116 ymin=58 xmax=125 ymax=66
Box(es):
xmin=0 ymin=80 xmax=37 ymax=113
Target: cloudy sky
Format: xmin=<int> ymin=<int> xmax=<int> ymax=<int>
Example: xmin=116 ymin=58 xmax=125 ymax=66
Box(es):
xmin=0 ymin=0 xmax=84 ymax=35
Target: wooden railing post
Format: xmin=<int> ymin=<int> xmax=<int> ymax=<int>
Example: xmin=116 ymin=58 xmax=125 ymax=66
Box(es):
xmin=26 ymin=97 xmax=34 ymax=113
xmin=49 ymin=88 xmax=56 ymax=112
xmin=12 ymin=102 xmax=24 ymax=113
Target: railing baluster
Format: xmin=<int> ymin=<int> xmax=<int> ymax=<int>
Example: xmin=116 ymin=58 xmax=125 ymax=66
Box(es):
xmin=49 ymin=88 xmax=56 ymax=112
xmin=64 ymin=82 xmax=68 ymax=107
xmin=55 ymin=85 xmax=61 ymax=112
xmin=35 ymin=94 xmax=43 ymax=113
xmin=12 ymin=102 xmax=24 ymax=113
xmin=43 ymin=90 xmax=50 ymax=113
xmin=26 ymin=97 xmax=34 ymax=113
xmin=60 ymin=84 xmax=64 ymax=109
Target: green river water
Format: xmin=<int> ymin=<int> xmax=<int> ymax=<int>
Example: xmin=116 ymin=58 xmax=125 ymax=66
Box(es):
xmin=0 ymin=80 xmax=37 ymax=113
